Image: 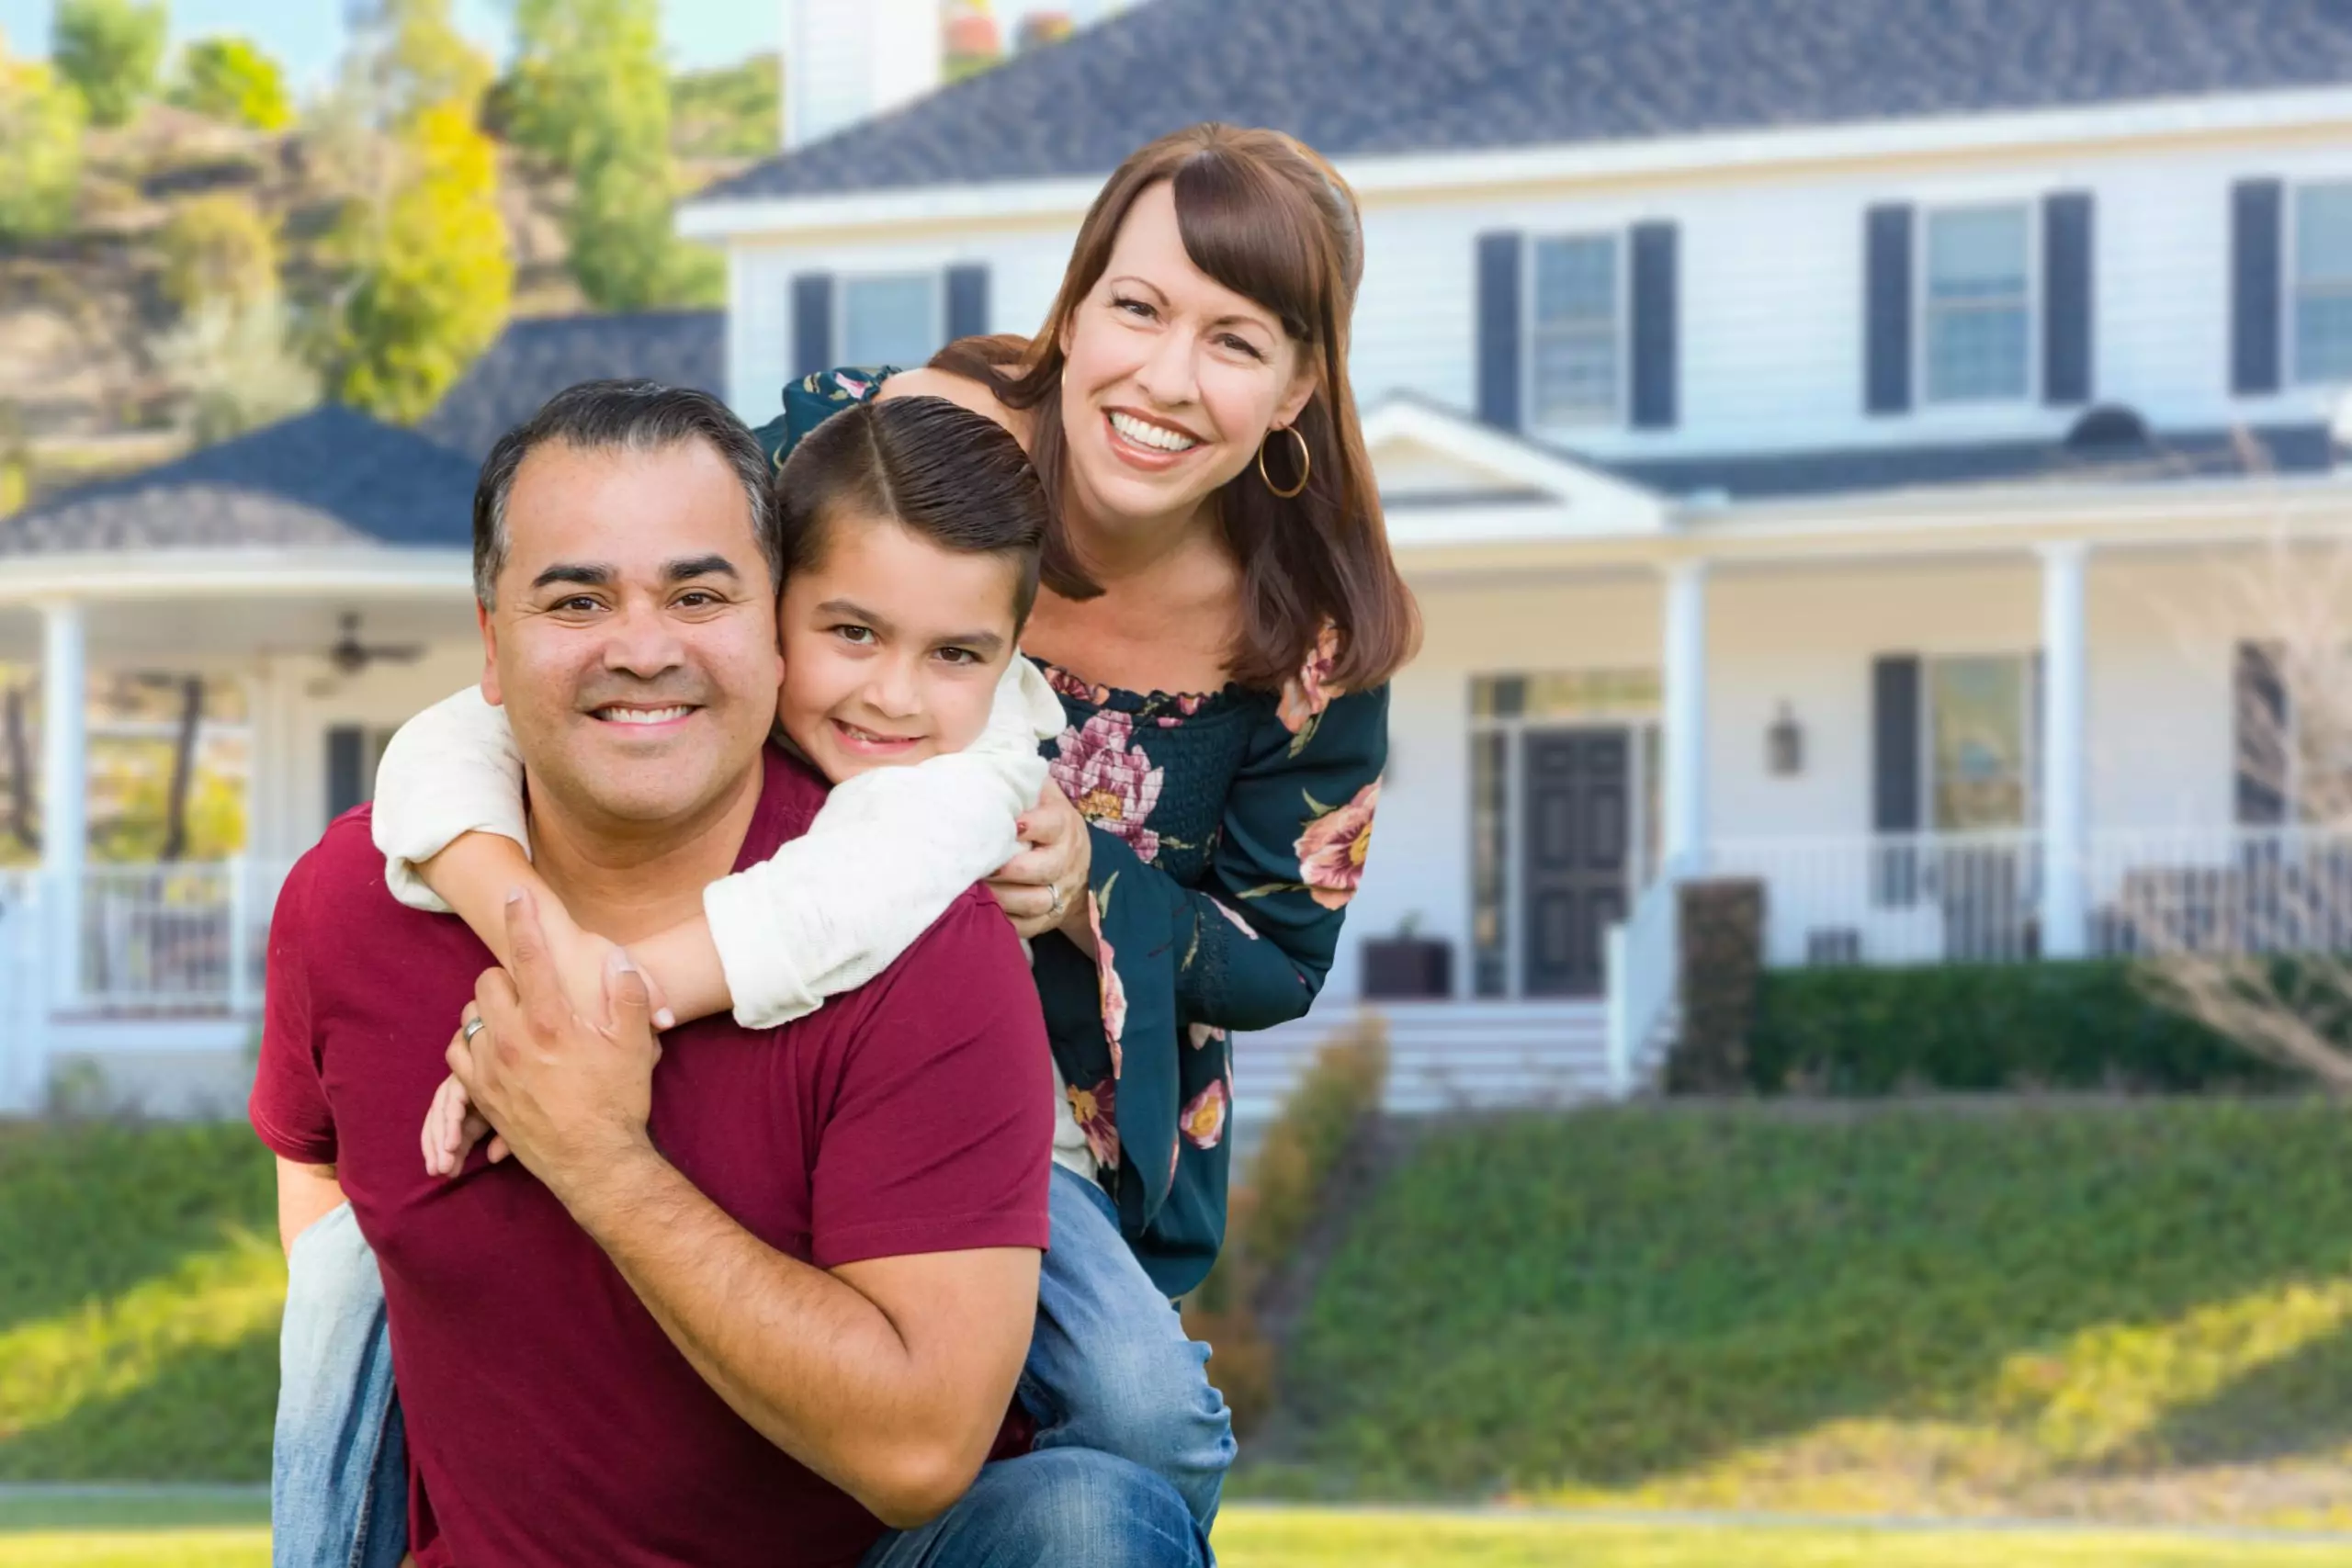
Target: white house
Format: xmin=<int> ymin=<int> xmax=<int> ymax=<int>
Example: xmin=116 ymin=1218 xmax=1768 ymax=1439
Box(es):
xmin=7 ymin=0 xmax=2352 ymax=1120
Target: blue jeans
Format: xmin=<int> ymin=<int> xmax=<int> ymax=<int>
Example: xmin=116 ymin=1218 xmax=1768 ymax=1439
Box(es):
xmin=862 ymin=1447 xmax=1208 ymax=1567
xmin=272 ymin=1169 xmax=1233 ymax=1562
xmin=1022 ymin=1166 xmax=1235 ymax=1530
xmin=273 ymin=1203 xmax=407 ymax=1568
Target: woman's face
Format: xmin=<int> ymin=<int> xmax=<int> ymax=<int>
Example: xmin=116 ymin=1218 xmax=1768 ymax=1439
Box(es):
xmin=1057 ymin=180 xmax=1319 ymax=532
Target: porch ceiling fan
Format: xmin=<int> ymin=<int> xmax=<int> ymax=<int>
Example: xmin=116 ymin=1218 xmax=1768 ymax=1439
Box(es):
xmin=325 ymin=613 xmax=426 ymax=678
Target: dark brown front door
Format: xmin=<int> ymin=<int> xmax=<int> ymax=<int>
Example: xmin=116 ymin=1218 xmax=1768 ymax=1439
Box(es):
xmin=1521 ymin=728 xmax=1630 ymax=997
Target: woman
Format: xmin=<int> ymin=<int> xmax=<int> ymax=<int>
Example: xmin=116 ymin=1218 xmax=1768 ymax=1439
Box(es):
xmin=373 ymin=119 xmax=1416 ymax=1543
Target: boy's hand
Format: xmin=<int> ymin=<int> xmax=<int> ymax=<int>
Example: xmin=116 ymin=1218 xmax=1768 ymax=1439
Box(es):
xmin=539 ymin=900 xmax=677 ymax=1034
xmin=420 ymin=1070 xmax=508 ymax=1178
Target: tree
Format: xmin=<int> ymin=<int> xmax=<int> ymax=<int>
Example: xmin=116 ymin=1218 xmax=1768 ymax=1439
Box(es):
xmin=0 ymin=30 xmax=85 ymax=242
xmin=169 ymin=36 xmax=293 ymax=130
xmin=159 ymin=193 xmax=279 ymax=316
xmin=507 ymin=0 xmax=721 ymax=311
xmin=2135 ymin=492 xmax=2352 ymax=1091
xmin=155 ymin=296 xmax=320 ymax=442
xmin=326 ymin=0 xmax=511 ymax=424
xmin=51 ymin=0 xmax=167 ymax=128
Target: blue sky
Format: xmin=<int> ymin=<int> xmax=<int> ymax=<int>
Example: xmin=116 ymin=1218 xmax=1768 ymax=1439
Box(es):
xmin=0 ymin=1 xmax=1120 ymax=85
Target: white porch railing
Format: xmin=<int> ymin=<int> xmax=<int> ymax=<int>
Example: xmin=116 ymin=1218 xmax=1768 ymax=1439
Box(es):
xmin=1604 ymin=860 xmax=1684 ymax=1093
xmin=68 ymin=859 xmax=288 ymax=1016
xmin=2084 ymin=827 xmax=2352 ymax=958
xmin=1702 ymin=829 xmax=2044 ymax=968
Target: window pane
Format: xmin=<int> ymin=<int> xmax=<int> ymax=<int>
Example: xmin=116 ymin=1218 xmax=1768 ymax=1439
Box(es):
xmin=1927 ymin=303 xmax=2029 ymax=400
xmin=1929 ymin=656 xmax=2027 ymax=831
xmin=1533 ymin=236 xmax=1615 ymax=324
xmin=2297 ymin=292 xmax=2352 ymax=383
xmin=1470 ymin=730 xmax=1510 ymax=998
xmin=1927 ymin=208 xmax=2028 ymax=300
xmin=2299 ymin=185 xmax=2352 ymax=284
xmin=1532 ymin=328 xmax=1616 ymax=423
xmin=840 ymin=275 xmax=937 ymax=367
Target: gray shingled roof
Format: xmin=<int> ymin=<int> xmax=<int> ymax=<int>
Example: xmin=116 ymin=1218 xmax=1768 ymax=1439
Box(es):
xmin=0 ymin=405 xmax=478 ymax=558
xmin=702 ymin=0 xmax=2352 ymax=204
xmin=1606 ymin=423 xmax=2338 ymax=502
xmin=418 ymin=310 xmax=725 ymax=460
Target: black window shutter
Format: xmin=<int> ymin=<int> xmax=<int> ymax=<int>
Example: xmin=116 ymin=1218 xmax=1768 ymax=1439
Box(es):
xmin=791 ymin=273 xmax=834 ymax=379
xmin=1864 ymin=205 xmax=1915 ymax=415
xmin=1629 ymin=221 xmax=1679 ymax=430
xmin=944 ymin=264 xmax=989 ymax=344
xmin=2236 ymin=640 xmax=2289 ymax=825
xmin=1475 ymin=231 xmax=1523 ymax=430
xmin=2042 ymin=191 xmax=2094 ymax=405
xmin=326 ymin=726 xmax=367 ymax=821
xmin=1871 ymin=654 xmax=1922 ymax=908
xmin=2233 ymin=179 xmax=2284 ymax=395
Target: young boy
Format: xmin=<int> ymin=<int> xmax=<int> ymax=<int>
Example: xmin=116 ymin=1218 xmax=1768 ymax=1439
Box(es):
xmin=270 ymin=393 xmax=1229 ymax=1568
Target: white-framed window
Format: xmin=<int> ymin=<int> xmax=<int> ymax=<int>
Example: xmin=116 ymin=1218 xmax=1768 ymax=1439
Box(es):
xmin=839 ymin=273 xmax=941 ymax=368
xmin=1920 ymin=204 xmax=2033 ymax=404
xmin=2293 ymin=182 xmax=2352 ymax=385
xmin=1923 ymin=653 xmax=2037 ymax=832
xmin=1527 ymin=233 xmax=1622 ymax=428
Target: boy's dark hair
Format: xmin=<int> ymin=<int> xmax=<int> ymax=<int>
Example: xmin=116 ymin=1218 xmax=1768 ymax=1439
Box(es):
xmin=473 ymin=379 xmax=775 ymax=607
xmin=775 ymin=395 xmax=1047 ymax=626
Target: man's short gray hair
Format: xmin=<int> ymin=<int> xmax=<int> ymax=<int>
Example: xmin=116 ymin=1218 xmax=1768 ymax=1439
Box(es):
xmin=471 ymin=379 xmax=778 ymax=607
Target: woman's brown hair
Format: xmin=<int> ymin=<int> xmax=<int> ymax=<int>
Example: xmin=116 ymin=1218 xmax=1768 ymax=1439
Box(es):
xmin=931 ymin=122 xmax=1419 ymax=694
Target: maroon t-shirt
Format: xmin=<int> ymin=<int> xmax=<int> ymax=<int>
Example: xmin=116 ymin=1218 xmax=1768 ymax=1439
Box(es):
xmin=250 ymin=745 xmax=1053 ymax=1568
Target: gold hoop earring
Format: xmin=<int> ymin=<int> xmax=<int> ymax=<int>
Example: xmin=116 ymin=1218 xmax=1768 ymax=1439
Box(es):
xmin=1258 ymin=424 xmax=1310 ymax=499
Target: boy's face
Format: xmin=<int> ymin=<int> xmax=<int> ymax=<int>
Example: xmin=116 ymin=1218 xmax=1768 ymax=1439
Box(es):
xmin=775 ymin=510 xmax=1023 ymax=783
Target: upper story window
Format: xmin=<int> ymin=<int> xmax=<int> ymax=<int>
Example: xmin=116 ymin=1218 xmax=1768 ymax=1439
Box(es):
xmin=1922 ymin=205 xmax=2032 ymax=404
xmin=839 ymin=273 xmax=940 ymax=368
xmin=2293 ymin=183 xmax=2352 ymax=384
xmin=1528 ymin=233 xmax=1620 ymax=427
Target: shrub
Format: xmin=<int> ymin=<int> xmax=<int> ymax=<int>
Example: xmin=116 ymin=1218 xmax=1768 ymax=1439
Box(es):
xmin=1183 ymin=1015 xmax=1389 ymax=1437
xmin=0 ymin=41 xmax=86 ymax=242
xmin=1747 ymin=960 xmax=2301 ymax=1096
xmin=170 ymin=37 xmax=293 ymax=131
xmin=51 ymin=0 xmax=166 ymax=129
xmin=159 ymin=194 xmax=280 ymax=317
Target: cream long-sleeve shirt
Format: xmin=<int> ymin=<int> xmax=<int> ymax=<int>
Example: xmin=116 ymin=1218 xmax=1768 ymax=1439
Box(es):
xmin=369 ymin=658 xmax=1098 ymax=1180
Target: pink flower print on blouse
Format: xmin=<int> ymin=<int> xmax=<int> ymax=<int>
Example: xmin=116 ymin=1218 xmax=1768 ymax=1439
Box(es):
xmin=1068 ymin=1077 xmax=1120 ymax=1171
xmin=1044 ymin=663 xmax=1112 ymax=707
xmin=833 ymin=373 xmax=872 ymax=400
xmin=1181 ymin=1080 xmax=1229 ymax=1150
xmin=1051 ymin=710 xmax=1164 ymax=863
xmin=1276 ymin=625 xmax=1342 ymax=736
xmin=1187 ymin=1021 xmax=1227 ymax=1051
xmin=1089 ymin=889 xmax=1126 ymax=1079
xmin=1295 ymin=779 xmax=1381 ymax=910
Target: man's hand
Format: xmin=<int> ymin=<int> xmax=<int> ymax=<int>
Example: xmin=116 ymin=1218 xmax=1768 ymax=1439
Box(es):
xmin=540 ymin=898 xmax=678 ymax=1032
xmin=447 ymin=888 xmax=661 ymax=1208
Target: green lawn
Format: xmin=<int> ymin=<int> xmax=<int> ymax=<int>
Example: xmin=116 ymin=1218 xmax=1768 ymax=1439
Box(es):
xmin=2 ymin=1501 xmax=2350 ymax=1568
xmin=1272 ymin=1100 xmax=2352 ymax=1526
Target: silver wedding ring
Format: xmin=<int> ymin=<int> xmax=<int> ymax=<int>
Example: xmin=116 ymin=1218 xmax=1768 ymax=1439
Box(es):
xmin=462 ymin=1016 xmax=488 ymax=1045
xmin=1046 ymin=883 xmax=1066 ymax=920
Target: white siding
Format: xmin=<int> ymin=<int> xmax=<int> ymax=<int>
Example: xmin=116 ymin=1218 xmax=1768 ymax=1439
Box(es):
xmin=725 ymin=127 xmax=2352 ymax=457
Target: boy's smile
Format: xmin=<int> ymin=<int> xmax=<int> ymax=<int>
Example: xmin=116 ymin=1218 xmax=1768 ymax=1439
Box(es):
xmin=775 ymin=510 xmax=1024 ymax=784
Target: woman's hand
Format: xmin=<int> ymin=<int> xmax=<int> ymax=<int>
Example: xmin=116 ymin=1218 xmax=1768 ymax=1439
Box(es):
xmin=988 ymin=781 xmax=1095 ymax=949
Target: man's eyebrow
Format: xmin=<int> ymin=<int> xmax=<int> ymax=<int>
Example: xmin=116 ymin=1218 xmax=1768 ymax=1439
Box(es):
xmin=531 ymin=562 xmax=614 ymax=591
xmin=666 ymin=555 xmax=741 ymax=582
xmin=815 ymin=597 xmax=894 ymax=634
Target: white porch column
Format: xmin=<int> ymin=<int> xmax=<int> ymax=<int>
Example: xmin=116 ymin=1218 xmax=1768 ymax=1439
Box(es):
xmin=2039 ymin=542 xmax=2090 ymax=959
xmin=40 ymin=601 xmax=86 ymax=1005
xmin=1662 ymin=559 xmax=1709 ymax=873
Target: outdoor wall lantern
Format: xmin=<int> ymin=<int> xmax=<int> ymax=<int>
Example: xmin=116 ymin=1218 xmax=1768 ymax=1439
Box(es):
xmin=1767 ymin=702 xmax=1804 ymax=778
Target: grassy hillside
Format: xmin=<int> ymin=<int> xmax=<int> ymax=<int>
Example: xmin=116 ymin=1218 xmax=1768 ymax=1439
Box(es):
xmin=1268 ymin=1100 xmax=2352 ymax=1527
xmin=0 ymin=1122 xmax=277 ymax=1481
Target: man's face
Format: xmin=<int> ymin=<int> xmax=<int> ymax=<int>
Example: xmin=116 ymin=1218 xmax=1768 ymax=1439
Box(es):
xmin=479 ymin=439 xmax=783 ymax=833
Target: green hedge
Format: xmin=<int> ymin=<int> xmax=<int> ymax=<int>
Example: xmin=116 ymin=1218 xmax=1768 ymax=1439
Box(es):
xmin=1746 ymin=961 xmax=2303 ymax=1095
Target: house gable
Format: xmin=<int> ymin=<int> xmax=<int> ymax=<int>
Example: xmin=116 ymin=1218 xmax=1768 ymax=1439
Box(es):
xmin=1364 ymin=394 xmax=1667 ymax=542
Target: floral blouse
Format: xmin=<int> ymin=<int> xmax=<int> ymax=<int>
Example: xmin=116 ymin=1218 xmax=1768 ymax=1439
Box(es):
xmin=763 ymin=369 xmax=1389 ymax=1298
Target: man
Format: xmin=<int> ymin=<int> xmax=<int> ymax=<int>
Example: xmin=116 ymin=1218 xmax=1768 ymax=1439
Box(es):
xmin=252 ymin=382 xmax=1201 ymax=1566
